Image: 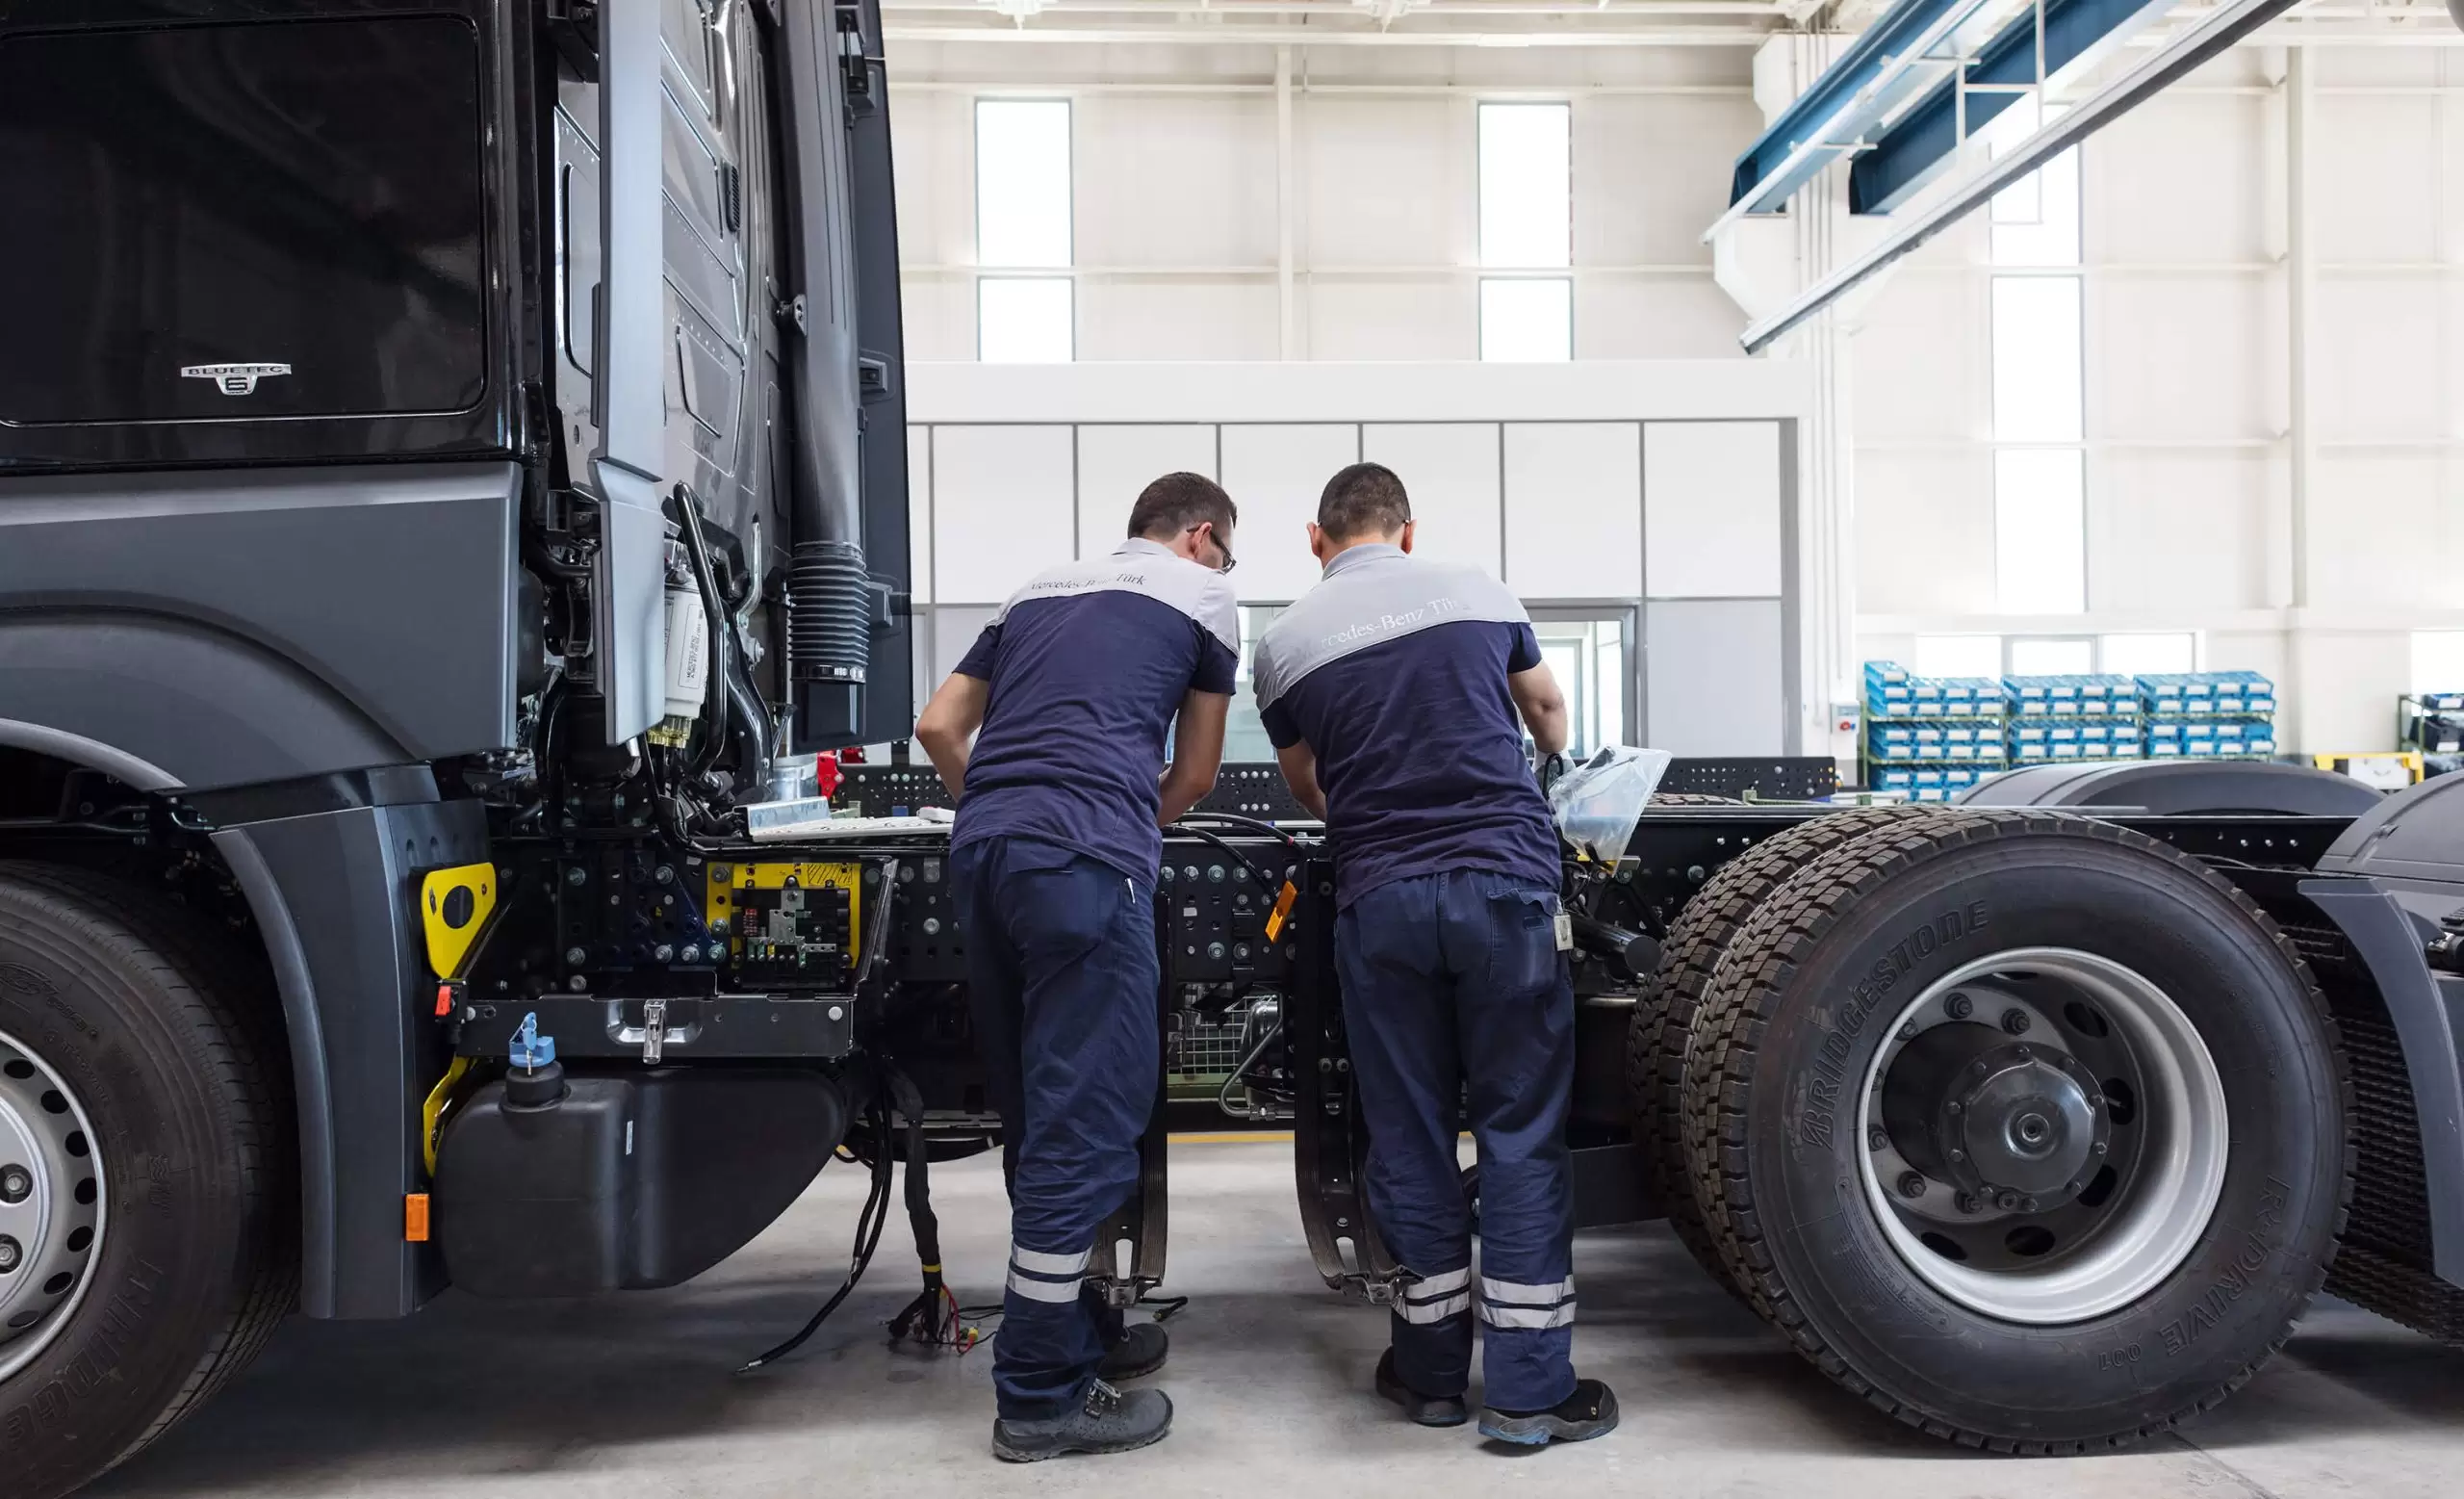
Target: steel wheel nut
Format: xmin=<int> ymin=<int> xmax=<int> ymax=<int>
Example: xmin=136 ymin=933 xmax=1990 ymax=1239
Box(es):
xmin=0 ymin=1166 xmax=30 ymax=1203
xmin=0 ymin=1236 xmax=19 ymax=1273
xmin=1945 ymin=992 xmax=1974 ymax=1020
xmin=2002 ymin=1008 xmax=2032 ymax=1035
xmin=1953 ymin=1191 xmax=1980 ymax=1215
xmin=1867 ymin=1125 xmax=1888 ymax=1151
xmin=1897 ymin=1172 xmax=1927 ymax=1200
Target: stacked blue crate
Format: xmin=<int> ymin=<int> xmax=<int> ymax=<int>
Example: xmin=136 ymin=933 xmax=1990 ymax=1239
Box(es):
xmin=2141 ymin=671 xmax=2276 ymax=759
xmin=1872 ymin=765 xmax=1991 ymax=803
xmin=2004 ymin=674 xmax=2146 ymax=764
xmin=1863 ymin=662 xmax=2009 ymax=788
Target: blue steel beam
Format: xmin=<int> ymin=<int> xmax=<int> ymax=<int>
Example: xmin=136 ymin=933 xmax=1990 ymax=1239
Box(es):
xmin=1848 ymin=0 xmax=2172 ymax=214
xmin=1743 ymin=0 xmax=2300 ymax=352
xmin=1725 ymin=0 xmax=1967 ymax=212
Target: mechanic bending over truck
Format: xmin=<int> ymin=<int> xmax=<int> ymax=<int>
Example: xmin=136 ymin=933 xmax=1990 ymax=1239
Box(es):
xmin=912 ymin=473 xmax=1241 ymax=1461
xmin=1253 ymin=463 xmax=1618 ymax=1448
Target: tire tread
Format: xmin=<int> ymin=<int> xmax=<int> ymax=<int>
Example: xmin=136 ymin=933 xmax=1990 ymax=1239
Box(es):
xmin=1625 ymin=806 xmax=1917 ymax=1293
xmin=1675 ymin=809 xmax=2356 ymax=1453
xmin=0 ymin=863 xmax=299 ymax=1486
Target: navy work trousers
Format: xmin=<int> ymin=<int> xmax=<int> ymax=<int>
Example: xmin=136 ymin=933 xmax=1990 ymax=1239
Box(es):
xmin=951 ymin=835 xmax=1160 ymax=1419
xmin=1336 ymin=868 xmax=1578 ymax=1413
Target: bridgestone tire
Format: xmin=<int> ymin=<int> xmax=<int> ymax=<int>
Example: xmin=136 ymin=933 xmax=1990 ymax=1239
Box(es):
xmin=1681 ymin=811 xmax=2351 ymax=1452
xmin=1626 ymin=806 xmax=1917 ymax=1297
xmin=0 ymin=865 xmax=297 ymax=1499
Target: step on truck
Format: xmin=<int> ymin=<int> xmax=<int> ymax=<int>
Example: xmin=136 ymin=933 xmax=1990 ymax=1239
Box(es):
xmin=4 ymin=5 xmax=2463 ymax=1495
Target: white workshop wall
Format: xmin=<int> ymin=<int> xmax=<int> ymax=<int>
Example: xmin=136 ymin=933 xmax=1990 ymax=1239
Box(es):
xmin=884 ymin=39 xmax=1763 ymax=362
xmin=1849 ymin=45 xmax=2464 ymax=756
xmin=903 ymin=360 xmax=1807 ymax=754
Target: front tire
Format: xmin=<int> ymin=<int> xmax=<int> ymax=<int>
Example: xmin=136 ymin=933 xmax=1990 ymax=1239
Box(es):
xmin=1681 ymin=811 xmax=2350 ymax=1451
xmin=0 ymin=866 xmax=296 ymax=1499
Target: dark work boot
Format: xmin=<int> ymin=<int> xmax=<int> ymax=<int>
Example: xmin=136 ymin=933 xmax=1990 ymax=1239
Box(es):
xmin=1098 ymin=1320 xmax=1168 ymax=1381
xmin=991 ymin=1381 xmax=1174 ymax=1462
xmin=1478 ymin=1379 xmax=1619 ymax=1447
xmin=1375 ymin=1349 xmax=1469 ymax=1428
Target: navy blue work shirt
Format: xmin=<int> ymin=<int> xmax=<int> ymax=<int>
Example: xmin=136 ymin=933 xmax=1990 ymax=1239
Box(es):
xmin=1252 ymin=544 xmax=1560 ymax=907
xmin=951 ymin=537 xmax=1241 ymax=884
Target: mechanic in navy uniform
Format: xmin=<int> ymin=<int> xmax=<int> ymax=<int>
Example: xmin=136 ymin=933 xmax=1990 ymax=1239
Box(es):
xmin=1252 ymin=462 xmax=1616 ymax=1448
xmin=913 ymin=472 xmax=1240 ymax=1462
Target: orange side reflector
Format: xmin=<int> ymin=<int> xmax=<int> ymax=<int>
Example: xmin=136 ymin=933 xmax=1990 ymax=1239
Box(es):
xmin=1264 ymin=880 xmax=1299 ymax=943
xmin=404 ymin=1194 xmax=431 ymax=1243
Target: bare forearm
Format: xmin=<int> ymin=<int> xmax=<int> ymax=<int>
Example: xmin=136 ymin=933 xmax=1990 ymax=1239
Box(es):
xmin=1157 ymin=765 xmax=1215 ymax=826
xmin=1275 ymin=746 xmax=1327 ymax=820
xmin=917 ymin=732 xmax=969 ymax=800
xmin=1525 ymin=704 xmax=1570 ymax=757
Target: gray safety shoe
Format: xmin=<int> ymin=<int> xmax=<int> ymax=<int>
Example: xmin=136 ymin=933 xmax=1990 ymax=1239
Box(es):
xmin=1478 ymin=1379 xmax=1619 ymax=1447
xmin=991 ymin=1380 xmax=1174 ymax=1462
xmin=1375 ymin=1349 xmax=1469 ymax=1428
xmin=1099 ymin=1320 xmax=1169 ymax=1381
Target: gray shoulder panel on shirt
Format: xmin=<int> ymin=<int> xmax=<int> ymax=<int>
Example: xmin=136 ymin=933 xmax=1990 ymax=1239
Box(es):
xmin=991 ymin=552 xmax=1242 ymax=657
xmin=1254 ymin=557 xmax=1528 ymax=711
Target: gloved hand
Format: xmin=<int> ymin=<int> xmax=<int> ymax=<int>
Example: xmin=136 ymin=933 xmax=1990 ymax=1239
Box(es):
xmin=1536 ymin=750 xmax=1571 ymax=795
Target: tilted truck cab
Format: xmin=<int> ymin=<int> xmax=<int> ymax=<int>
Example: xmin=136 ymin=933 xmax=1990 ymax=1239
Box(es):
xmin=0 ymin=3 xmax=911 ymax=1490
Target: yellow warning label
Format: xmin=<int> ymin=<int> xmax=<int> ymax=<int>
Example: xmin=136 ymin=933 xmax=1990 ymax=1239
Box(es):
xmin=1264 ymin=879 xmax=1299 ymax=943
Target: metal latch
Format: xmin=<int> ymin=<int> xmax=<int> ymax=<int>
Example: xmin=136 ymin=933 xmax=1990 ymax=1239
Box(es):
xmin=640 ymin=998 xmax=668 ymax=1064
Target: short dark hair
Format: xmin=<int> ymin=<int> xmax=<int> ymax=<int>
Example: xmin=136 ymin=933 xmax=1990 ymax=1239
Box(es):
xmin=1317 ymin=462 xmax=1411 ymax=542
xmin=1127 ymin=472 xmax=1237 ymax=544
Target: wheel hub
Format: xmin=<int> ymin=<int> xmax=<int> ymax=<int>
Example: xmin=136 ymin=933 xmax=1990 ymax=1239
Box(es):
xmin=0 ymin=1029 xmax=107 ymax=1384
xmin=1857 ymin=948 xmax=2229 ymax=1326
xmin=1884 ymin=1025 xmax=2108 ymax=1208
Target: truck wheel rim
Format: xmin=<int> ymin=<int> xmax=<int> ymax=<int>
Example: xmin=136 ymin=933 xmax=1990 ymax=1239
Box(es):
xmin=0 ymin=1028 xmax=108 ymax=1384
xmin=1855 ymin=947 xmax=2228 ymax=1325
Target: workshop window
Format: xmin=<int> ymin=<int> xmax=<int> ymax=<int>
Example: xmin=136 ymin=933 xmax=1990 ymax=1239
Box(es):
xmin=2099 ymin=633 xmax=2196 ymax=677
xmin=1989 ymin=101 xmax=2085 ymax=617
xmin=1989 ymin=279 xmax=2083 ymax=445
xmin=1914 ymin=634 xmax=2003 ymax=681
xmin=1480 ymin=279 xmax=1572 ymax=363
xmin=2413 ymin=631 xmax=2464 ymax=693
xmin=975 ymin=99 xmax=1072 ymax=362
xmin=1992 ymin=449 xmax=2086 ymax=615
xmin=1222 ymin=606 xmax=1288 ymax=764
xmin=1532 ymin=615 xmax=1628 ymax=760
xmin=1477 ymin=102 xmax=1571 ymax=362
xmin=2007 ymin=637 xmax=2093 ymax=677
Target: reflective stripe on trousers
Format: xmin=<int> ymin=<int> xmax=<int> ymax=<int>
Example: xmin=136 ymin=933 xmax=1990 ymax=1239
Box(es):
xmin=952 ymin=836 xmax=1159 ymax=1420
xmin=1399 ymin=1264 xmax=1472 ymax=1325
xmin=1336 ymin=868 xmax=1579 ymax=1412
xmin=1477 ymin=1275 xmax=1577 ymax=1330
xmin=1008 ymin=1245 xmax=1097 ymax=1304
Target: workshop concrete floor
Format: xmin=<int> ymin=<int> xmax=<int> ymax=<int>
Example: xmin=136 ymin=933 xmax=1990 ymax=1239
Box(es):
xmin=95 ymin=1139 xmax=2464 ymax=1499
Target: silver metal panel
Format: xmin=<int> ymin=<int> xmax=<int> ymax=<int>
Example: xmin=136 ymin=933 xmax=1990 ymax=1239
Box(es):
xmin=595 ymin=0 xmax=673 ymax=742
xmin=1644 ymin=598 xmax=1784 ymax=757
xmin=593 ymin=459 xmax=670 ymax=744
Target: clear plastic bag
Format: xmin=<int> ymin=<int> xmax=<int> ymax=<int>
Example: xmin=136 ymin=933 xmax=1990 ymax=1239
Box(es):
xmin=1547 ymin=744 xmax=1674 ymax=866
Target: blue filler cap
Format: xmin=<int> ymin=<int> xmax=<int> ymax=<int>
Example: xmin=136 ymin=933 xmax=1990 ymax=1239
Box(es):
xmin=509 ymin=1013 xmax=557 ymax=1072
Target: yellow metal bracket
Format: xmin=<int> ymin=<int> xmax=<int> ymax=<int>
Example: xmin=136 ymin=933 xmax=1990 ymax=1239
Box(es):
xmin=421 ymin=862 xmax=498 ymax=979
